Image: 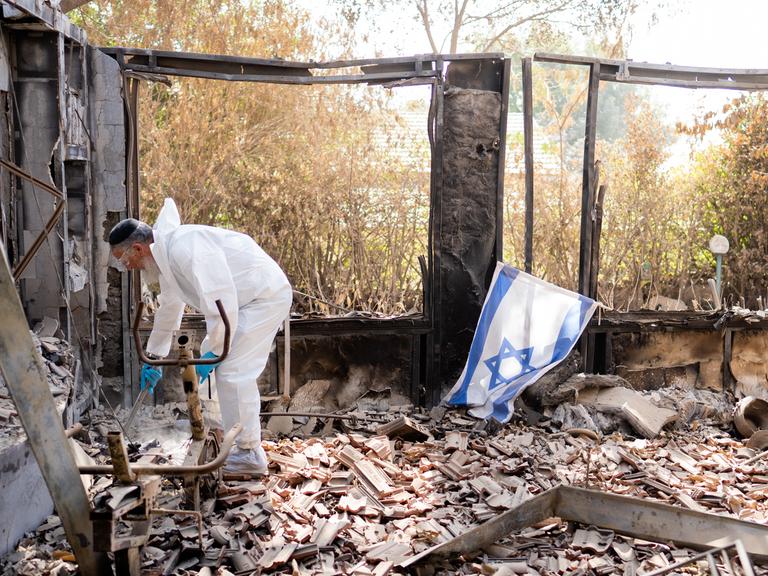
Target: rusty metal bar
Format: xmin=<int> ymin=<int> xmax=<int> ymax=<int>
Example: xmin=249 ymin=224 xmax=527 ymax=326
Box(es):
xmin=283 ymin=315 xmax=291 ymax=400
xmin=578 ymin=63 xmax=600 ymax=297
xmin=0 ymin=159 xmax=63 ymax=199
xmin=132 ymin=299 xmax=230 ymax=366
xmin=0 ymin=249 xmax=110 ymax=575
xmin=179 ymin=343 xmax=205 ymax=441
xmin=107 ymin=431 xmax=136 ymax=483
xmin=494 ymin=57 xmax=511 ymax=265
xmin=402 ymin=485 xmax=768 ymax=567
xmin=0 ymin=158 xmax=67 ymax=279
xmin=522 ymin=57 xmax=534 ymax=273
xmin=78 ymin=423 xmax=242 ymax=476
xmin=12 ymin=200 xmax=66 ymax=279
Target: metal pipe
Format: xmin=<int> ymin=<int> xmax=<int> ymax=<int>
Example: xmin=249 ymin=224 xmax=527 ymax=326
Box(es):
xmin=179 ymin=343 xmax=205 ymax=441
xmin=133 ymin=299 xmax=230 ymax=366
xmin=0 ymin=158 xmax=63 ymax=199
xmin=13 ymin=200 xmax=66 ymax=278
xmin=283 ymin=315 xmax=290 ymax=400
xmin=78 ymin=423 xmax=242 ymax=476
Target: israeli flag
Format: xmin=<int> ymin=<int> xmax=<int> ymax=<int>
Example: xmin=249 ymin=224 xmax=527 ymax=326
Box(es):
xmin=445 ymin=262 xmax=596 ymax=423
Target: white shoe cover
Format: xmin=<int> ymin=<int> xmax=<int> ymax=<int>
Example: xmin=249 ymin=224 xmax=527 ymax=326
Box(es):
xmin=223 ymin=446 xmax=268 ymax=476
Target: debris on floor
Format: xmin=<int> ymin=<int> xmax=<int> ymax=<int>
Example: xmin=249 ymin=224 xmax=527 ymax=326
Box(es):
xmin=2 ymin=388 xmax=768 ymax=575
xmin=0 ymin=329 xmax=73 ymax=451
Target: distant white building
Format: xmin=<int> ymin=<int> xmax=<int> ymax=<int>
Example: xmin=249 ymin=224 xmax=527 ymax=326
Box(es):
xmin=373 ymin=102 xmax=560 ymax=174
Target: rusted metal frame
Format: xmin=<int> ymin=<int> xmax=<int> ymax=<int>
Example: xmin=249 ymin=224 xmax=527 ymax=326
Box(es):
xmin=427 ymin=66 xmax=445 ymax=407
xmin=535 ymin=52 xmax=768 ymax=86
xmin=578 ymin=63 xmax=600 ymax=372
xmin=179 ymin=344 xmax=205 ymax=441
xmin=283 ymin=315 xmax=291 ymax=400
xmin=602 ymin=76 xmax=768 ymax=91
xmin=522 ymin=57 xmax=534 ymax=273
xmin=578 ymin=63 xmax=600 ymax=298
xmin=588 ymin=181 xmax=606 ymax=304
xmin=79 ymin=423 xmax=242 ymax=476
xmin=494 ymin=57 xmax=511 ymax=267
xmin=101 ymin=47 xmax=504 ymax=71
xmin=132 ymin=300 xmax=231 ymax=366
xmin=403 ymin=484 xmax=768 ymax=567
xmin=12 ymin=198 xmax=65 ymax=278
xmin=0 ymin=249 xmax=110 ymax=575
xmin=401 ymin=487 xmax=559 ymax=566
xmin=118 ymin=64 xmax=439 ymax=85
xmin=0 ymin=158 xmax=67 ymax=278
xmin=0 ymin=159 xmax=63 ymax=199
xmin=555 ymin=485 xmax=768 ymax=560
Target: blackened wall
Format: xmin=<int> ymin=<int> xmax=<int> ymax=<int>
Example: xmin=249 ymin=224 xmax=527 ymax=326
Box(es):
xmin=436 ymin=63 xmax=504 ymax=397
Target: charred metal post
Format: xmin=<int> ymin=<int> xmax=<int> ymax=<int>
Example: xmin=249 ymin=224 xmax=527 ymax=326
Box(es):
xmin=522 ymin=57 xmax=534 ymax=274
xmin=432 ymin=57 xmax=509 ymax=400
xmin=107 ymin=431 xmax=136 ymax=483
xmin=579 ymin=63 xmax=600 ymax=372
xmin=427 ymin=72 xmax=444 ymax=407
xmin=179 ymin=337 xmax=205 ymax=441
xmin=578 ymin=62 xmax=600 ymax=298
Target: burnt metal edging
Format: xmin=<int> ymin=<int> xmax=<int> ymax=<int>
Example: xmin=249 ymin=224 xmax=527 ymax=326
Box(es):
xmin=401 ymin=484 xmax=768 ymax=567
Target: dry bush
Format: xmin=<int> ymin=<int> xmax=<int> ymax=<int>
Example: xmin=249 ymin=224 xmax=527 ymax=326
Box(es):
xmin=75 ymin=1 xmax=430 ymax=315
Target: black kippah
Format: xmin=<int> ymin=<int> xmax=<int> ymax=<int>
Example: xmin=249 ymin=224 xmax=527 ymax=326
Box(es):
xmin=108 ymin=218 xmax=140 ymax=245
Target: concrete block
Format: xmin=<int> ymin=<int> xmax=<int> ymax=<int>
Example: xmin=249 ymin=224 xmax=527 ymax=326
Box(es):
xmin=0 ymin=439 xmax=54 ymax=556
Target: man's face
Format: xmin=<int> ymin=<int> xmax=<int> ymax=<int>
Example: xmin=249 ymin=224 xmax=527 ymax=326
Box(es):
xmin=112 ymin=243 xmax=149 ymax=271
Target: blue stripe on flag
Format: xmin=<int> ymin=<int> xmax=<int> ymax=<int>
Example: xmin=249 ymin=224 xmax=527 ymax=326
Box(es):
xmin=446 ymin=265 xmax=518 ymax=405
xmin=488 ymin=296 xmax=590 ymax=422
xmin=549 ymin=297 xmax=590 ymax=364
xmin=487 ymin=368 xmax=541 ymax=422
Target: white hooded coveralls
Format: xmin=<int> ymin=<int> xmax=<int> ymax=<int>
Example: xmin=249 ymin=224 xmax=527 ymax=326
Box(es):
xmin=146 ymin=199 xmax=291 ymax=458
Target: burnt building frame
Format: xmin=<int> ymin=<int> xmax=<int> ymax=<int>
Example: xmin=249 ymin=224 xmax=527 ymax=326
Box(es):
xmin=102 ymin=48 xmax=512 ymax=408
xmin=522 ymin=52 xmax=768 ymax=378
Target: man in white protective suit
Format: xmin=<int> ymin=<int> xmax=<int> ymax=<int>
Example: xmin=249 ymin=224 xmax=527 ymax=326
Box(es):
xmin=108 ymin=198 xmax=292 ymax=476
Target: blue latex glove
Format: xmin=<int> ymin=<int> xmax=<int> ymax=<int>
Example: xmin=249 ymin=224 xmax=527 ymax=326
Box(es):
xmin=196 ymin=351 xmax=220 ymax=384
xmin=140 ymin=363 xmax=162 ymax=394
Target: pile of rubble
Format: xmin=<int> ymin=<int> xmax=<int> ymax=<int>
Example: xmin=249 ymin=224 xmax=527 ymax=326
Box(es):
xmin=0 ymin=324 xmax=74 ymax=452
xmin=2 ymin=393 xmax=768 ymax=575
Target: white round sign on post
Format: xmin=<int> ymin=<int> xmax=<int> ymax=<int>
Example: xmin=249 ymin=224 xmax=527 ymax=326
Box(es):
xmin=709 ymin=234 xmax=730 ymax=255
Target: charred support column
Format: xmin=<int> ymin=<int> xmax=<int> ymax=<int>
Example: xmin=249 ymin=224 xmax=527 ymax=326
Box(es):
xmin=579 ymin=63 xmax=600 ymax=372
xmin=430 ymin=58 xmax=508 ymax=404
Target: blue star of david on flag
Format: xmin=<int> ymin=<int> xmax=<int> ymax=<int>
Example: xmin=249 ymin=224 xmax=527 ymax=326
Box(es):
xmin=444 ymin=263 xmax=596 ymax=423
xmin=484 ymin=338 xmax=534 ymax=391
